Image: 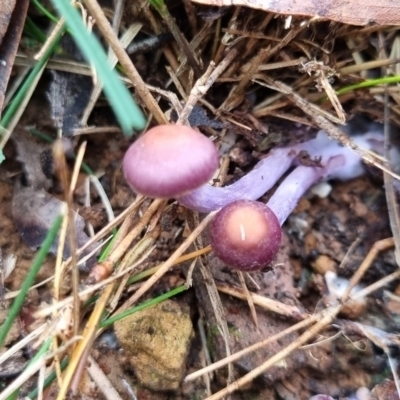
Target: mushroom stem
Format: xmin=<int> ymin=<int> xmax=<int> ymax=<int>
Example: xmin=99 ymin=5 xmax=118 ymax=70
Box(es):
xmin=177 ymin=147 xmax=295 ymax=212
xmin=181 ymin=130 xmax=383 ymax=214
xmin=267 ymin=157 xmax=342 ymax=224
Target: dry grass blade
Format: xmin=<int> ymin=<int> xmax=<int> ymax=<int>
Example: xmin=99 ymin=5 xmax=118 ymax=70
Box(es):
xmin=82 ymin=0 xmax=167 ymax=124
xmin=4 ymin=2 xmax=400 ymax=398
xmin=87 ymin=355 xmax=124 ymax=400
xmin=0 ymin=323 xmax=47 ymax=366
xmin=216 ymin=284 xmax=308 ymax=319
xmin=253 ymin=77 xmax=400 ymax=179
xmin=0 ymin=336 xmax=82 ymax=400
xmin=177 ymin=47 xmax=238 ymax=124
xmin=383 ymin=94 xmax=400 ymax=266
xmin=55 ymin=199 xmax=163 ymax=398
xmin=237 ymin=271 xmax=258 ymax=327
xmin=80 ymin=23 xmax=143 ymax=126
xmin=185 ymin=315 xmax=317 ymax=382
xmin=221 ymin=21 xmax=307 ymax=112
xmin=114 ymin=211 xmax=217 ymax=314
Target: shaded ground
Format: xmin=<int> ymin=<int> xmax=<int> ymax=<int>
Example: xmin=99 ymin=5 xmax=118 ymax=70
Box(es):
xmin=1 ymin=1 xmax=400 ymax=400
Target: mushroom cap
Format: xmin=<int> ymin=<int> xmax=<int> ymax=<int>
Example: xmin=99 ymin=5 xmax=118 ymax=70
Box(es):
xmin=123 ymin=124 xmax=219 ymax=198
xmin=210 ymin=200 xmax=282 ymax=271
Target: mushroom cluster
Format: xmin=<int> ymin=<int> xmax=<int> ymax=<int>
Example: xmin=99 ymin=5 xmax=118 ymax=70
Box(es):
xmin=123 ymin=124 xmax=382 ymax=271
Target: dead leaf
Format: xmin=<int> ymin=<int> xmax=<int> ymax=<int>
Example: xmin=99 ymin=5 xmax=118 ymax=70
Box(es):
xmin=47 ymin=36 xmax=93 ymax=136
xmin=190 ymin=0 xmax=400 ymax=26
xmin=12 ymin=186 xmax=98 ymax=271
xmin=12 ymin=129 xmax=52 ymax=190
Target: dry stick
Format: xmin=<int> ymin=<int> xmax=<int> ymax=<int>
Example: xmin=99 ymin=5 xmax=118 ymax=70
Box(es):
xmin=81 ymin=23 xmax=143 ymax=126
xmin=254 ymin=77 xmax=400 ymax=178
xmin=177 ymin=47 xmax=239 ymax=125
xmin=108 ymin=230 xmax=160 ymax=312
xmin=82 ymin=0 xmax=168 ymax=125
xmin=383 ymin=92 xmax=400 ymax=266
xmin=33 ymin=244 xmax=212 ymax=320
xmin=107 ymin=199 xmax=164 ymax=264
xmin=237 ymin=271 xmax=258 ymax=327
xmin=213 ymin=7 xmax=240 ymax=64
xmin=77 ymin=195 xmax=144 ymax=256
xmin=154 ymin=2 xmax=202 ymax=78
xmin=340 ymin=59 xmax=400 ymax=75
xmin=188 ymin=257 xmax=400 ymax=384
xmin=87 ymin=355 xmax=123 ymax=400
xmin=69 ymin=142 xmax=87 ymax=336
xmin=114 ymin=211 xmax=217 ymax=315
xmin=0 ymin=324 xmax=47 ymax=366
xmin=206 ymin=305 xmax=342 ymax=400
xmin=51 ymin=141 xmax=86 ymax=383
xmin=342 ymin=237 xmax=395 ymax=302
xmin=241 ymin=14 xmax=273 ymax=60
xmin=0 ymin=336 xmax=82 ymax=400
xmin=33 ymin=244 xmax=154 ymax=321
xmin=187 ymin=211 xmax=234 ymax=384
xmin=342 ymin=237 xmax=397 ymax=301
xmin=254 ymin=77 xmax=343 ymax=125
xmin=216 ymin=284 xmax=308 ymax=320
xmin=139 ymin=2 xmax=183 ymax=85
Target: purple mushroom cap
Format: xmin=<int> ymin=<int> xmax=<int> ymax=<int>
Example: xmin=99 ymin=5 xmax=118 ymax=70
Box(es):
xmin=210 ymin=200 xmax=282 ymax=271
xmin=123 ymin=124 xmax=219 ymax=198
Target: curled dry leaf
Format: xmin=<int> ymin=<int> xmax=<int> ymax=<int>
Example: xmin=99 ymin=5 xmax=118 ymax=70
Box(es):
xmin=190 ymin=0 xmax=400 ymax=26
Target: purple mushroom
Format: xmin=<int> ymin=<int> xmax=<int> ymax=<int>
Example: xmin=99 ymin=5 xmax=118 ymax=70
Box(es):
xmin=123 ymin=124 xmax=383 ymax=271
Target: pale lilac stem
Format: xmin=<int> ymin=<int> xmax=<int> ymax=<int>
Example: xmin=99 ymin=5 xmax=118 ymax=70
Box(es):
xmin=177 ymin=148 xmax=296 ymax=212
xmin=266 ymin=165 xmax=326 ymax=225
xmin=178 ymin=130 xmax=383 ymax=214
xmin=267 ymin=155 xmax=346 ymax=225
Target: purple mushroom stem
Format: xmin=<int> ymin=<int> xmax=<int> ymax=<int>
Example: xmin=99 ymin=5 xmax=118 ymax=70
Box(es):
xmin=266 ymin=156 xmax=344 ymax=224
xmin=176 ymin=146 xmax=295 ymax=212
xmin=266 ymin=163 xmax=330 ymax=225
xmin=178 ymin=130 xmax=383 ymax=213
xmin=266 ymin=130 xmax=383 ymax=225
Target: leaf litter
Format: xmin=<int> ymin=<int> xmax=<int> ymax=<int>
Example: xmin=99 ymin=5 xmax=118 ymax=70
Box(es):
xmin=1 ymin=1 xmax=400 ymax=399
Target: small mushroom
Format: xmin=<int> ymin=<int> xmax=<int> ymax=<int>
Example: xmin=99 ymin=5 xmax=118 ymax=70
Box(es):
xmin=210 ymin=199 xmax=282 ymax=271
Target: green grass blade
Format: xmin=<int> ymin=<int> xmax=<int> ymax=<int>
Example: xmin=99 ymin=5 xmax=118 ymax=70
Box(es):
xmin=99 ymin=285 xmax=187 ymax=328
xmin=27 ymin=357 xmax=69 ymax=399
xmin=50 ymin=0 xmax=146 ymax=134
xmin=31 ymin=0 xmax=59 ymax=24
xmin=336 ymin=75 xmax=400 ymax=96
xmin=0 ymin=215 xmax=63 ymax=348
xmin=7 ymin=338 xmax=52 ymax=400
